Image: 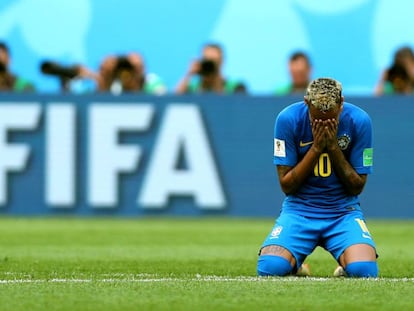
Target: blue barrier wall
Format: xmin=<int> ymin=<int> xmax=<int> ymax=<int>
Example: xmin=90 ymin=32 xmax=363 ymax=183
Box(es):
xmin=0 ymin=94 xmax=413 ymax=218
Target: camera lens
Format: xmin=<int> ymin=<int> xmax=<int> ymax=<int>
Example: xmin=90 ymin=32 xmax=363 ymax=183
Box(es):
xmin=199 ymin=59 xmax=217 ymax=76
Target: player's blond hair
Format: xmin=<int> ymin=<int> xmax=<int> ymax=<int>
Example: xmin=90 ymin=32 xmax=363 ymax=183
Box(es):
xmin=305 ymin=78 xmax=342 ymax=112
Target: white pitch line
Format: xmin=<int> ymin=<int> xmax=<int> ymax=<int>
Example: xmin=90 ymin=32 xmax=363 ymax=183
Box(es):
xmin=0 ymin=276 xmax=413 ymax=284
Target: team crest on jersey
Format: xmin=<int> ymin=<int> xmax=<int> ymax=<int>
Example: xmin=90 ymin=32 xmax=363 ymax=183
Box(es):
xmin=270 ymin=226 xmax=283 ymax=239
xmin=337 ymin=134 xmax=351 ymax=150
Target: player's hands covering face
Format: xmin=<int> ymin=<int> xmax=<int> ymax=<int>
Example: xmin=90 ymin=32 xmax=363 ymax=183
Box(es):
xmin=311 ymin=118 xmax=339 ymax=152
xmin=324 ymin=118 xmax=339 ymax=151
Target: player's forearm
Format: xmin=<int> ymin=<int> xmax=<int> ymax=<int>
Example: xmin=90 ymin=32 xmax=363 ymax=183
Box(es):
xmin=278 ymin=147 xmax=321 ymax=194
xmin=327 ymin=146 xmax=366 ymax=195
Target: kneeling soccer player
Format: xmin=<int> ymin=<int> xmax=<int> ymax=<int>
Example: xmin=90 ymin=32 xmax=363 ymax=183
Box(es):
xmin=257 ymin=78 xmax=378 ymax=278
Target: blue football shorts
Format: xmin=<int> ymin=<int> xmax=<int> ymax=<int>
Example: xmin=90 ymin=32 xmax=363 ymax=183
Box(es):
xmin=259 ymin=209 xmax=377 ymax=269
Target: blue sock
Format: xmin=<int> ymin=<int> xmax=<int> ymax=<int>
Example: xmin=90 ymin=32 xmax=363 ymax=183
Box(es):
xmin=257 ymin=255 xmax=293 ymax=276
xmin=345 ymin=261 xmax=378 ymax=278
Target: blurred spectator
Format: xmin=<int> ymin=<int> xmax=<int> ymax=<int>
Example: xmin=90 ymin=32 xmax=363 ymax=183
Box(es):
xmin=41 ymin=52 xmax=166 ymax=95
xmin=93 ymin=52 xmax=166 ymax=95
xmin=374 ymin=46 xmax=414 ymax=95
xmin=385 ymin=63 xmax=413 ymax=94
xmin=175 ymin=43 xmax=247 ymax=94
xmin=394 ymin=46 xmax=414 ymax=82
xmin=275 ymin=51 xmax=312 ymax=96
xmin=0 ymin=41 xmax=35 ymax=92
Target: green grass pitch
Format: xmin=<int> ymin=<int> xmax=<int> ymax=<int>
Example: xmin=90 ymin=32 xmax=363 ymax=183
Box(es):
xmin=0 ymin=217 xmax=413 ymax=310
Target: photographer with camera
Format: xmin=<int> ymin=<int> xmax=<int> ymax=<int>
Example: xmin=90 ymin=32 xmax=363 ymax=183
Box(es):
xmin=374 ymin=45 xmax=414 ymax=95
xmin=40 ymin=60 xmax=98 ymax=93
xmin=0 ymin=42 xmax=35 ymax=92
xmin=109 ymin=52 xmax=166 ymax=95
xmin=175 ymin=43 xmax=246 ymax=94
xmin=40 ymin=52 xmax=166 ymax=95
xmin=91 ymin=52 xmax=166 ymax=95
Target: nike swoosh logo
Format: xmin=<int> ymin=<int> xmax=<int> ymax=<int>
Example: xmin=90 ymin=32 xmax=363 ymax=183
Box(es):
xmin=362 ymin=233 xmax=372 ymax=239
xmin=299 ymin=140 xmax=313 ymax=147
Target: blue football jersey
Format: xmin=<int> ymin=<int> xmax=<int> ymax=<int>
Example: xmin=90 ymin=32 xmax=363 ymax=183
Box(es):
xmin=273 ymin=101 xmax=373 ymax=217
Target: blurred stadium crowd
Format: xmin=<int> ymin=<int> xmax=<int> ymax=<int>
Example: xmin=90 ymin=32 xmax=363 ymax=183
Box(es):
xmin=1 ymin=41 xmax=414 ymax=96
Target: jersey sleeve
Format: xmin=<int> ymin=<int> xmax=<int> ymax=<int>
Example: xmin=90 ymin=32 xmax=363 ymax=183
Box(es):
xmin=273 ymin=109 xmax=298 ymax=167
xmin=349 ymin=109 xmax=373 ymax=174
